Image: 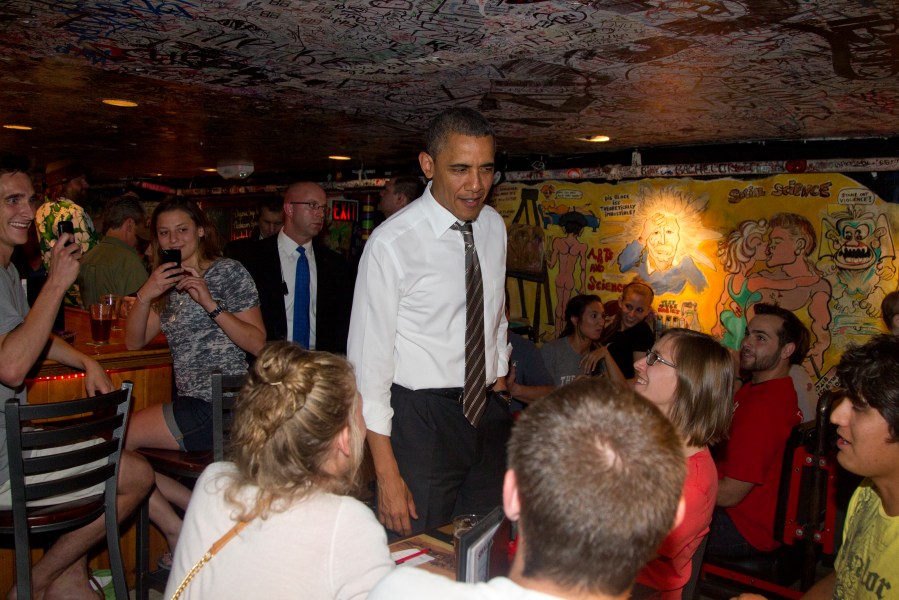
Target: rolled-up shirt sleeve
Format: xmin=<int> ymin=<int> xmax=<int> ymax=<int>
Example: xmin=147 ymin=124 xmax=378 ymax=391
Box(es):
xmin=348 ymin=237 xmax=401 ymax=437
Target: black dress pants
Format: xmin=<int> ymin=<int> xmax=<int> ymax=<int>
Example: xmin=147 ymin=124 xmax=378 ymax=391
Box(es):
xmin=389 ymin=384 xmax=512 ymax=534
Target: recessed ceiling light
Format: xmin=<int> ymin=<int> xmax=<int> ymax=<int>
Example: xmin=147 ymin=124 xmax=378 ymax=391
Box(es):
xmin=328 ymin=155 xmax=352 ymax=161
xmin=102 ymin=99 xmax=139 ymax=107
xmin=202 ymin=168 xmax=218 ymax=172
xmin=583 ymin=135 xmax=611 ymax=143
xmin=3 ymin=124 xmax=32 ymax=130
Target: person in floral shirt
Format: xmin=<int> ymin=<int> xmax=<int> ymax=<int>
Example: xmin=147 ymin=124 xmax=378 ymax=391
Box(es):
xmin=35 ymin=159 xmax=100 ymax=268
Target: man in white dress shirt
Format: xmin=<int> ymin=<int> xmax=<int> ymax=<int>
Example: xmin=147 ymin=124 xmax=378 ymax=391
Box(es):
xmin=369 ymin=379 xmax=687 ymax=600
xmin=348 ymin=107 xmax=511 ymax=535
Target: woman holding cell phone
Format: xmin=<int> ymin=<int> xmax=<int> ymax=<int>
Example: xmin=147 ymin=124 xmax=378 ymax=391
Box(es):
xmin=124 ymin=196 xmax=266 ymax=568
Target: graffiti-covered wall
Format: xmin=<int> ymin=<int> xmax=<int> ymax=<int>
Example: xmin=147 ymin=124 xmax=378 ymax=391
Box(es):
xmin=493 ymin=173 xmax=898 ymax=394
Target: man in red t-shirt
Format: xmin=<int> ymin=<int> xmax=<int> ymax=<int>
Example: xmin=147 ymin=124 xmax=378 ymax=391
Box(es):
xmin=708 ymin=303 xmax=808 ymax=557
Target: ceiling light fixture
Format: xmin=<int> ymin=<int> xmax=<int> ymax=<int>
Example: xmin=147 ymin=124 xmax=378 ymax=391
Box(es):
xmin=102 ymin=99 xmax=139 ymax=107
xmin=216 ymin=159 xmax=254 ymax=179
xmin=201 ymin=168 xmax=218 ymax=172
xmin=583 ymin=135 xmax=611 ymax=143
xmin=328 ymin=155 xmax=352 ymax=161
xmin=3 ymin=124 xmax=33 ymax=130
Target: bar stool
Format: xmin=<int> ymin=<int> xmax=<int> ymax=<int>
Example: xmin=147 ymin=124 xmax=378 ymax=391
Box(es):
xmin=134 ymin=372 xmax=243 ymax=599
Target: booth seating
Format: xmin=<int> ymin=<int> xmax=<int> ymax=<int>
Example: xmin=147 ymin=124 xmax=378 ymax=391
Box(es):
xmin=134 ymin=372 xmax=244 ymax=600
xmin=699 ymin=391 xmax=842 ymax=599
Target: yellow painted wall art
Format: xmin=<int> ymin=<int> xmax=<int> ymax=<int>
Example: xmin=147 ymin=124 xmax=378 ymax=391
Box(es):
xmin=495 ymin=173 xmax=897 ymax=397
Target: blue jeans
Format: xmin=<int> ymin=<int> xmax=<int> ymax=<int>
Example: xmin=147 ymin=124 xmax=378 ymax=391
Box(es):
xmin=706 ymin=507 xmax=761 ymax=558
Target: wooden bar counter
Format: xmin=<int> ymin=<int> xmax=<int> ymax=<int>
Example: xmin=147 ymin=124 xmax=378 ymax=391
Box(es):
xmin=1 ymin=307 xmax=173 ymax=593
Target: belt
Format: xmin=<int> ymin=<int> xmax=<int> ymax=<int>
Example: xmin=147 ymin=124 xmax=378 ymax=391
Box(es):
xmin=418 ymin=387 xmax=464 ymax=401
xmin=416 ymin=384 xmax=511 ymax=406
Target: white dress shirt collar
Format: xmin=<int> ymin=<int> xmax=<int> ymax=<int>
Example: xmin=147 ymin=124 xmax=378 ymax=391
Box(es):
xmin=421 ymin=181 xmax=473 ymax=238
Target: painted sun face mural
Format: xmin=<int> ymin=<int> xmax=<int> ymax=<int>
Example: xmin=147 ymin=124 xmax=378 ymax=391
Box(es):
xmin=603 ymin=185 xmax=720 ymax=296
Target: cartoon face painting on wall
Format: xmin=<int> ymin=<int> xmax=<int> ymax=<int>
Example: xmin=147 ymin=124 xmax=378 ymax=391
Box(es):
xmin=820 ymin=204 xmax=896 ymax=321
xmin=606 ymin=185 xmax=720 ymax=296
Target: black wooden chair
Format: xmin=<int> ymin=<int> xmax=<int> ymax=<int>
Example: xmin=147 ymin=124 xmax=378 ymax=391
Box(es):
xmin=136 ymin=372 xmax=241 ymax=476
xmin=135 ymin=371 xmax=244 ymax=599
xmin=0 ymin=381 xmax=134 ymax=600
xmin=699 ymin=390 xmax=842 ymax=599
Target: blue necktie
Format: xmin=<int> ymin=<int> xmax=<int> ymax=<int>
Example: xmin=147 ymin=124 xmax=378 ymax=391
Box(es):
xmin=293 ymin=246 xmax=310 ymax=349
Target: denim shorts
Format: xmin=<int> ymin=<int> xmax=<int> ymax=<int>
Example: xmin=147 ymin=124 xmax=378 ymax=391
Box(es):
xmin=162 ymin=395 xmax=213 ymax=452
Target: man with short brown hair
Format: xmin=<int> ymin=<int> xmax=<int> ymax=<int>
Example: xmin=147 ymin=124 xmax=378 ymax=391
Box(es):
xmin=0 ymin=153 xmax=152 ymax=597
xmin=370 ymin=378 xmax=687 ymax=599
xmin=709 ymin=303 xmax=807 ymax=557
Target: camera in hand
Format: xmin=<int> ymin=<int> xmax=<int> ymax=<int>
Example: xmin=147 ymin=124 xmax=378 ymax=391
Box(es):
xmin=56 ymin=220 xmax=75 ymax=246
xmin=161 ymin=249 xmax=181 ymax=278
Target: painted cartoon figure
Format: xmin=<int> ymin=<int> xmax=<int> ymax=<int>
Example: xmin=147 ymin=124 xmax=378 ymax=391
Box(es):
xmin=712 ymin=219 xmax=821 ymax=350
xmin=818 ymin=204 xmax=896 ymax=317
xmin=748 ymin=213 xmax=832 ymax=374
xmin=610 ymin=186 xmax=719 ymax=295
xmin=712 ymin=220 xmax=767 ymax=348
xmin=547 ymin=211 xmax=589 ymax=338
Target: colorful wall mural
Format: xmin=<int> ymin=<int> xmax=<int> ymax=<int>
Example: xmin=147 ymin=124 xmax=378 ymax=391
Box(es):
xmin=493 ymin=173 xmax=898 ymax=396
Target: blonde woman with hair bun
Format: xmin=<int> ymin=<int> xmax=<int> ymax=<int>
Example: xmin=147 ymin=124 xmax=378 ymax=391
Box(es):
xmin=166 ymin=342 xmax=393 ymax=599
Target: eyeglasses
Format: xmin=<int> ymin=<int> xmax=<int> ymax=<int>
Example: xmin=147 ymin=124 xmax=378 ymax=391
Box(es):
xmin=646 ymin=350 xmax=677 ymax=369
xmin=289 ymin=201 xmax=328 ymax=214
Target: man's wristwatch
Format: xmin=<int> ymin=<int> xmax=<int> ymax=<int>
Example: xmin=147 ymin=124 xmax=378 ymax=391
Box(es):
xmin=207 ymin=304 xmax=225 ymax=320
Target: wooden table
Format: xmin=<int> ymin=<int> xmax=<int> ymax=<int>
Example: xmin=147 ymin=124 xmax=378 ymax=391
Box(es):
xmin=388 ymin=520 xmax=512 ymax=582
xmin=1 ymin=307 xmax=173 ymax=593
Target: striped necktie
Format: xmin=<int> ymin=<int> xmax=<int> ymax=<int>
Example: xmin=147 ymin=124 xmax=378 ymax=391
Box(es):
xmin=452 ymin=221 xmax=487 ymax=427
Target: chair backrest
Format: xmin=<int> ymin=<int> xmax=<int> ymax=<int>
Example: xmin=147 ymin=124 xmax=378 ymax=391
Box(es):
xmin=773 ymin=390 xmax=838 ymax=549
xmin=683 ymin=534 xmax=709 ymax=599
xmin=3 ymin=381 xmax=134 ymax=599
xmin=211 ymin=372 xmax=245 ymax=462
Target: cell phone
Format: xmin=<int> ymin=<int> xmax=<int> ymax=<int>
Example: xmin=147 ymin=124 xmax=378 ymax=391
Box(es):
xmin=161 ymin=249 xmax=181 ymax=278
xmin=161 ymin=248 xmax=181 ymax=267
xmin=57 ymin=220 xmax=75 ymax=246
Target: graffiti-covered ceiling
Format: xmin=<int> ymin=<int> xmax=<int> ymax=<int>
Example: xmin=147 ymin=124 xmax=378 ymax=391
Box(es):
xmin=1 ymin=0 xmax=898 ymax=181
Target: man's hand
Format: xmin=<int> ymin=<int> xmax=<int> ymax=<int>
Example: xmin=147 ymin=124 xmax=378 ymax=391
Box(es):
xmin=46 ymin=233 xmax=82 ymax=290
xmin=82 ymin=357 xmax=113 ymax=396
xmin=377 ymin=470 xmax=418 ymax=536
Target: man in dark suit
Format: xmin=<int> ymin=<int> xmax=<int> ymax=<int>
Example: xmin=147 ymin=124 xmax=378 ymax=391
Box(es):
xmin=223 ymin=195 xmax=284 ymax=263
xmin=235 ymin=181 xmax=353 ymax=354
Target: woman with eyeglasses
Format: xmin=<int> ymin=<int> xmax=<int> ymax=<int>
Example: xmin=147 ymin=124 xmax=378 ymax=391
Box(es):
xmin=166 ymin=342 xmax=393 ymax=599
xmin=631 ymin=329 xmax=734 ymax=599
xmin=540 ymin=294 xmax=624 ymax=387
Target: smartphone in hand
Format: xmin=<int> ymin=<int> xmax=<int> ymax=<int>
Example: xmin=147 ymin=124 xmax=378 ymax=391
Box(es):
xmin=161 ymin=248 xmax=181 ymax=278
xmin=56 ymin=220 xmax=75 ymax=246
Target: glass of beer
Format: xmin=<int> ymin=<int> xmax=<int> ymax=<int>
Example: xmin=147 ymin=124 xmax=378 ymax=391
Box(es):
xmin=100 ymin=294 xmax=122 ymax=330
xmin=89 ymin=303 xmax=115 ymax=345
